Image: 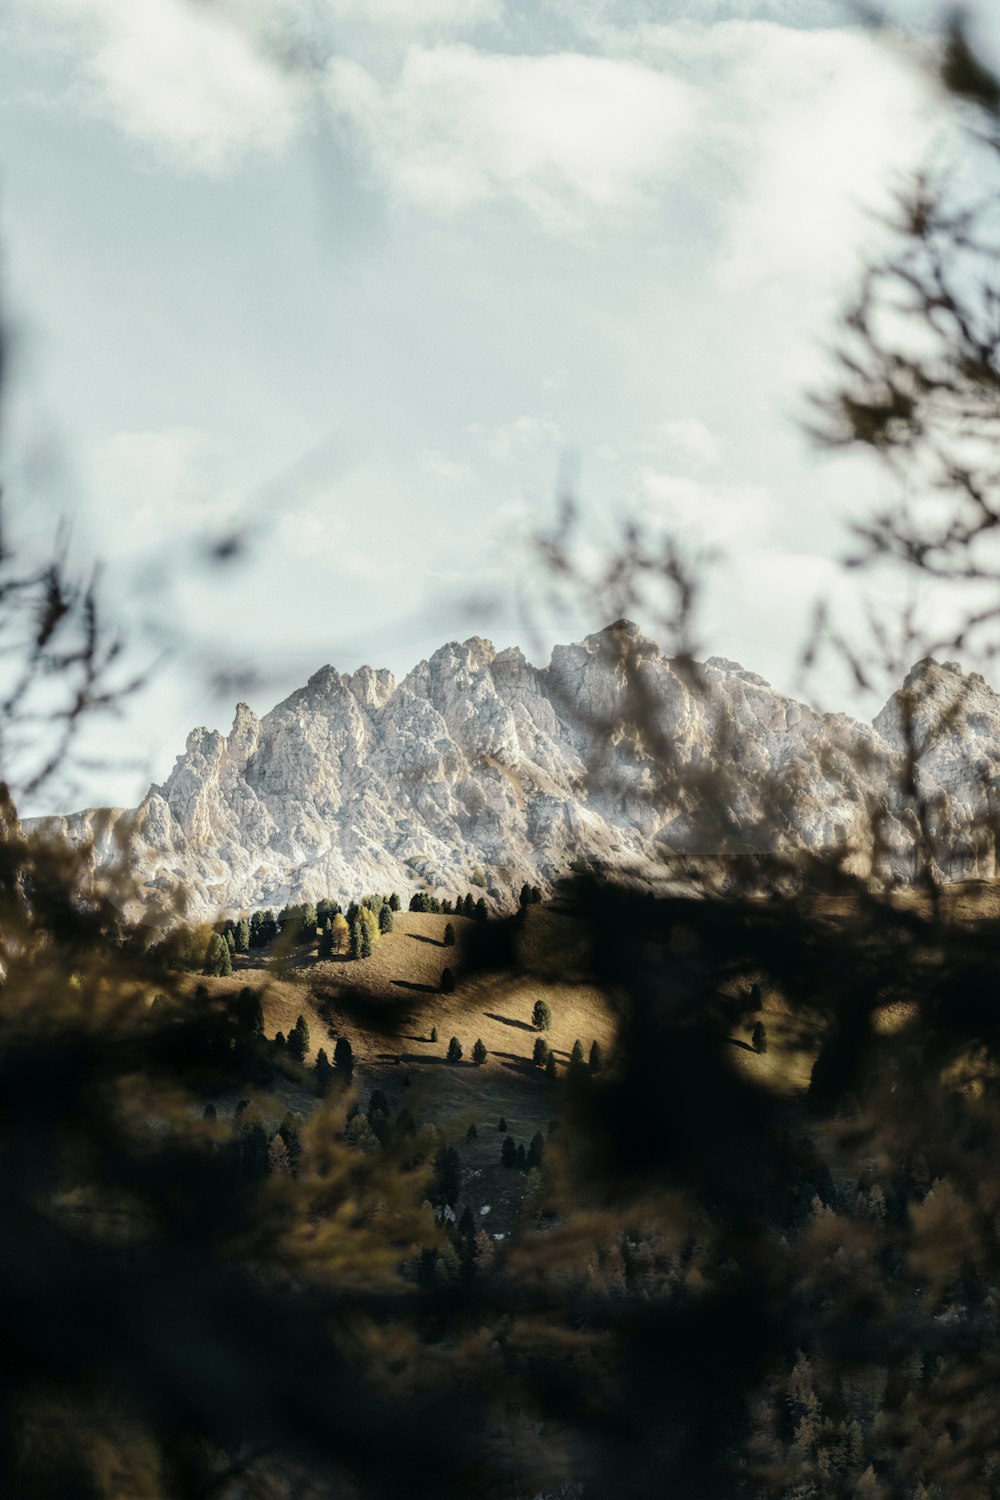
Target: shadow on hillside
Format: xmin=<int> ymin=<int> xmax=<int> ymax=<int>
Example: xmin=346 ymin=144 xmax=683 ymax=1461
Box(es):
xmin=484 ymin=1011 xmax=535 ymax=1033
xmin=392 ymin=979 xmax=439 ymax=995
xmin=407 ymin=934 xmax=444 ymax=947
xmin=726 ymin=1037 xmax=756 ymax=1054
xmin=493 ymin=1050 xmax=540 ymax=1078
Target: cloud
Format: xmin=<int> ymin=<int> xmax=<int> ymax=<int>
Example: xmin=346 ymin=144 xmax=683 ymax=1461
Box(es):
xmin=326 ymin=45 xmax=698 ymax=225
xmin=33 ymin=0 xmax=304 ymax=170
xmin=639 ymin=469 xmax=774 ymax=550
xmin=653 ymin=418 xmax=724 ymax=470
xmin=91 ymin=428 xmax=237 ymax=541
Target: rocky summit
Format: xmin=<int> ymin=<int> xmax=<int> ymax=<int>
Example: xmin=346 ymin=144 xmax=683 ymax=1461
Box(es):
xmin=27 ymin=622 xmax=1000 ymax=918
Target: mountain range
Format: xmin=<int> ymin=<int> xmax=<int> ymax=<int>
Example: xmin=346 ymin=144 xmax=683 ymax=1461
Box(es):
xmin=27 ymin=620 xmax=1000 ymax=919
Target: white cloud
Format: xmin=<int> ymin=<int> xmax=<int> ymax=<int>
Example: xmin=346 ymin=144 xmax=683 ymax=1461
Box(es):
xmin=34 ymin=0 xmax=304 ymax=169
xmin=91 ymin=428 xmax=238 ymax=543
xmin=639 ymin=470 xmax=774 ymax=550
xmin=417 ymin=448 xmax=474 ymax=483
xmin=654 ymin=417 xmax=723 ymax=470
xmin=326 ymin=45 xmax=698 ymax=225
xmin=468 ymin=415 xmax=564 ymax=464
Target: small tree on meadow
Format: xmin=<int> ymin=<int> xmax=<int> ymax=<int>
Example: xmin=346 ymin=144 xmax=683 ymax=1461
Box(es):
xmin=527 ymin=1132 xmax=545 ymax=1170
xmin=203 ymin=932 xmax=232 ymax=978
xmin=378 ymin=902 xmax=393 ymax=934
xmin=235 ymin=918 xmax=251 ymax=953
xmin=570 ymin=1039 xmax=585 ymax=1067
xmin=430 ymin=1024 xmax=438 ymax=1043
xmin=236 ymin=987 xmax=264 ymax=1037
xmin=287 ymin=1015 xmax=310 ymax=1062
xmin=334 ymin=1035 xmax=354 ymax=1080
xmin=498 ymin=1117 xmax=507 ymax=1133
xmin=545 ymin=1053 xmax=557 ymax=1079
xmin=533 ymin=1037 xmax=549 ymax=1068
xmin=472 ymin=1038 xmax=487 ymax=1066
xmin=752 ymin=1021 xmax=768 ymax=1055
xmin=501 ymin=1135 xmax=517 ymax=1169
xmin=443 ymin=922 xmax=456 ymax=947
xmin=331 ymin=911 xmax=350 ymax=954
xmin=532 ymin=999 xmax=551 ymax=1031
xmin=441 ymin=967 xmax=456 ymax=994
xmin=358 ymin=919 xmax=373 ymax=959
xmin=314 ymin=1047 xmax=334 ymax=1095
xmin=389 ymin=892 xmax=400 ymax=911
xmin=589 ymin=1040 xmax=603 ymax=1073
xmin=447 ymin=1036 xmax=463 ymax=1063
xmin=474 ymin=897 xmax=487 ymax=922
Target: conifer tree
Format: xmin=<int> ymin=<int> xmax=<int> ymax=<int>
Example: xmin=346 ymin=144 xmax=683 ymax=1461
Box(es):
xmin=349 ymin=917 xmax=362 ymax=960
xmin=533 ymin=1037 xmax=549 ymax=1067
xmin=389 ymin=891 xmax=400 ymax=911
xmin=545 ymin=1053 xmax=557 ymax=1079
xmin=532 ymin=999 xmax=552 ymax=1031
xmin=430 ymin=1025 xmax=438 ymax=1043
xmin=331 ymin=912 xmax=349 ymax=954
xmin=441 ymin=967 xmax=456 ymax=993
xmin=235 ymin=918 xmax=251 ymax=953
xmin=516 ymin=1143 xmax=526 ymax=1169
xmin=236 ymin=987 xmax=264 ymax=1037
xmin=463 ymin=894 xmax=475 ymax=918
xmin=527 ymin=1132 xmax=545 ymax=1170
xmin=359 ymin=919 xmax=373 ymax=959
xmin=378 ymin=902 xmax=393 ymax=934
xmin=447 ymin=1036 xmax=463 ymax=1063
xmin=274 ymin=1031 xmax=285 ymax=1050
xmin=498 ymin=1117 xmax=507 ymax=1132
xmin=472 ymin=1038 xmax=487 ymax=1065
xmin=314 ymin=1047 xmax=334 ymax=1095
xmin=287 ymin=1014 xmax=310 ymax=1062
xmin=333 ymin=1035 xmax=354 ymax=1080
xmin=444 ymin=922 xmax=456 ymax=947
xmin=589 ymin=1040 xmax=603 ymax=1073
xmin=203 ymin=932 xmax=232 ymax=977
xmin=474 ymin=897 xmax=487 ymax=922
xmin=501 ymin=1135 xmax=517 ymax=1168
xmin=570 ymin=1039 xmax=586 ymax=1068
xmin=225 ymin=928 xmax=236 ymax=954
xmin=752 ymin=1020 xmax=768 ymax=1055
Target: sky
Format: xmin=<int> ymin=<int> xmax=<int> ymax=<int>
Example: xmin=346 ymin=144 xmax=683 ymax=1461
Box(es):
xmin=0 ymin=0 xmax=989 ymax=812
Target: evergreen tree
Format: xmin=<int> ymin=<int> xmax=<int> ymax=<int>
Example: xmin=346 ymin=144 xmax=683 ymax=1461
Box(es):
xmin=333 ymin=1035 xmax=354 ymax=1080
xmin=516 ymin=1143 xmax=526 ymax=1169
xmin=531 ymin=885 xmax=542 ymax=903
xmin=533 ymin=1036 xmax=549 ymax=1067
xmin=378 ymin=902 xmax=393 ymax=934
xmin=474 ymin=897 xmax=487 ymax=922
xmin=273 ymin=1031 xmax=286 ymax=1050
xmin=519 ymin=883 xmax=533 ymax=907
xmin=466 ymin=1122 xmax=478 ymax=1140
xmin=752 ymin=1020 xmax=768 ymax=1055
xmin=358 ymin=918 xmax=373 ymax=959
xmin=589 ymin=1040 xmax=603 ymax=1073
xmin=235 ymin=918 xmax=251 ymax=953
xmin=367 ymin=1088 xmax=389 ymax=1122
xmin=441 ymin=967 xmax=456 ymax=994
xmin=501 ymin=1135 xmax=517 ymax=1169
xmin=570 ymin=1039 xmax=586 ymax=1067
xmin=350 ymin=917 xmax=363 ymax=960
xmin=203 ymin=932 xmax=232 ymax=977
xmin=202 ymin=1102 xmax=217 ymax=1122
xmin=527 ymin=1132 xmax=545 ymax=1169
xmin=441 ymin=898 xmax=453 ymax=914
xmin=225 ymin=928 xmax=236 ymax=954
xmin=443 ymin=922 xmax=456 ymax=947
xmin=389 ymin=891 xmax=400 ymax=911
xmin=299 ymin=904 xmax=318 ymax=943
xmin=430 ymin=1025 xmax=438 ymax=1043
xmin=545 ymin=1053 xmax=557 ymax=1079
xmin=447 ymin=1036 xmax=463 ymax=1063
xmin=314 ymin=1048 xmax=333 ymax=1095
xmin=318 ymin=928 xmax=333 ymax=958
xmin=498 ymin=1117 xmax=507 ymax=1133
xmin=287 ymin=1014 xmax=310 ymax=1062
xmin=431 ymin=1145 xmax=461 ymax=1209
xmin=472 ymin=1038 xmax=487 ymax=1066
xmin=463 ymin=894 xmax=475 ymax=918
xmin=277 ymin=1114 xmax=303 ymax=1176
xmin=532 ymin=999 xmax=552 ymax=1031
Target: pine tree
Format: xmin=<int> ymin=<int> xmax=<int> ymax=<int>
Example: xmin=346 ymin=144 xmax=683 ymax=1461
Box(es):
xmin=501 ymin=1135 xmax=517 ymax=1168
xmin=441 ymin=967 xmax=455 ymax=993
xmin=349 ymin=917 xmax=362 ymax=960
xmin=466 ymin=1122 xmax=478 ymax=1139
xmin=443 ymin=922 xmax=456 ymax=947
xmin=472 ymin=1038 xmax=487 ymax=1065
xmin=359 ymin=919 xmax=373 ymax=959
xmin=533 ymin=1037 xmax=549 ymax=1067
xmin=589 ymin=1040 xmax=603 ymax=1073
xmin=498 ymin=1117 xmax=507 ymax=1133
xmin=752 ymin=1020 xmax=768 ymax=1055
xmin=570 ymin=1039 xmax=585 ymax=1067
xmin=527 ymin=1132 xmax=545 ymax=1169
xmin=202 ymin=1102 xmax=217 ymax=1122
xmin=314 ymin=1047 xmax=334 ymax=1095
xmin=532 ymin=999 xmax=552 ymax=1031
xmin=516 ymin=1143 xmax=526 ymax=1168
xmin=287 ymin=1014 xmax=310 ymax=1062
xmin=519 ymin=883 xmax=533 ymax=907
xmin=202 ymin=932 xmax=232 ymax=977
xmin=474 ymin=897 xmax=487 ymax=922
xmin=225 ymin=928 xmax=236 ymax=954
xmin=274 ymin=1031 xmax=285 ymax=1049
xmin=545 ymin=1053 xmax=557 ymax=1079
xmin=235 ymin=918 xmax=251 ymax=953
xmin=378 ymin=902 xmax=393 ymax=934
xmin=447 ymin=1036 xmax=463 ymax=1063
xmin=430 ymin=1025 xmax=438 ymax=1043
xmin=389 ymin=892 xmax=400 ymax=911
xmin=333 ymin=1035 xmax=354 ymax=1080
xmin=277 ymin=1114 xmax=303 ymax=1176
xmin=463 ymin=894 xmax=475 ymax=918
xmin=236 ymin=987 xmax=264 ymax=1037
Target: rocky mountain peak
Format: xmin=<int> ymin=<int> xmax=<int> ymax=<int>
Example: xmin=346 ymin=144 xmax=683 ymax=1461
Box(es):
xmin=29 ymin=627 xmax=1000 ymax=918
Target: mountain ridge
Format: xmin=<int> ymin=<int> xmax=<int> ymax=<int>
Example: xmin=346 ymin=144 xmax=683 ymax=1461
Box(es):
xmin=27 ymin=623 xmax=1000 ymax=918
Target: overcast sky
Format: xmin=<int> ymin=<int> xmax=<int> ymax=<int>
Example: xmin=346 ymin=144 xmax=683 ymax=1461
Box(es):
xmin=0 ymin=0 xmax=986 ymax=812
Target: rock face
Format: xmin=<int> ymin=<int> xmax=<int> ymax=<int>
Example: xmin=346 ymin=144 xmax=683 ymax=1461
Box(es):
xmin=26 ymin=624 xmax=1000 ymax=918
